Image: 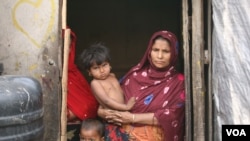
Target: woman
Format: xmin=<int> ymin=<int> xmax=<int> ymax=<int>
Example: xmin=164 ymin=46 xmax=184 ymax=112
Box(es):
xmin=98 ymin=30 xmax=185 ymax=141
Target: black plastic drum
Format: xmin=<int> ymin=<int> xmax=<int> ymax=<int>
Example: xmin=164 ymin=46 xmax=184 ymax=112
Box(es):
xmin=0 ymin=75 xmax=44 ymax=141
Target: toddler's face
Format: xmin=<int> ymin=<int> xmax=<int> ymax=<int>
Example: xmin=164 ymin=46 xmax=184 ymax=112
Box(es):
xmin=79 ymin=129 xmax=104 ymax=141
xmin=89 ymin=61 xmax=111 ymax=80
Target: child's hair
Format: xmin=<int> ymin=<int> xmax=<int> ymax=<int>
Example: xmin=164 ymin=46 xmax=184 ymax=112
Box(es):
xmin=81 ymin=118 xmax=105 ymax=137
xmin=80 ymin=43 xmax=111 ymax=70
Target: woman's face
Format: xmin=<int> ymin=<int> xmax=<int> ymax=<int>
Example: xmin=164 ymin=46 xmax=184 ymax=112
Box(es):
xmin=150 ymin=38 xmax=171 ymax=69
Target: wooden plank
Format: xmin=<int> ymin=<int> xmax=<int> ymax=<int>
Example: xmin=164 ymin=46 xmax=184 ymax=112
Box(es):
xmin=62 ymin=0 xmax=67 ymax=29
xmin=206 ymin=0 xmax=213 ymax=140
xmin=182 ymin=0 xmax=192 ymax=141
xmin=61 ymin=0 xmax=68 ymax=140
xmin=192 ymin=0 xmax=205 ymax=141
xmin=61 ymin=28 xmax=70 ymax=141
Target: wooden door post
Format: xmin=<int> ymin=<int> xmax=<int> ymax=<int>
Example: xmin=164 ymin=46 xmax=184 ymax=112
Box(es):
xmin=192 ymin=0 xmax=205 ymax=141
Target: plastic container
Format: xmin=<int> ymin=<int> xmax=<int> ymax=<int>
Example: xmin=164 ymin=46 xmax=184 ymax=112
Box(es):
xmin=0 ymin=75 xmax=44 ymax=141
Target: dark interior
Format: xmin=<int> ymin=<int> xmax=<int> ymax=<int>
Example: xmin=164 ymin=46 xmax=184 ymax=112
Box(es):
xmin=67 ymin=0 xmax=183 ymax=82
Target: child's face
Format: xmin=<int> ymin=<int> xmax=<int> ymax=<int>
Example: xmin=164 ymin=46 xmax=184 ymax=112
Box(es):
xmin=79 ymin=129 xmax=104 ymax=141
xmin=88 ymin=61 xmax=111 ymax=80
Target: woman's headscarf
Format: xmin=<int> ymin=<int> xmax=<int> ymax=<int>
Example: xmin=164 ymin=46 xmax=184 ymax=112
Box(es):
xmin=121 ymin=30 xmax=185 ymax=141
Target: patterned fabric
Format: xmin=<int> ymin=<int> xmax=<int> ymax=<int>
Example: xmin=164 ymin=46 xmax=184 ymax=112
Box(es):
xmin=120 ymin=30 xmax=185 ymax=141
xmin=65 ymin=28 xmax=99 ymax=120
xmin=123 ymin=124 xmax=164 ymax=141
xmin=104 ymin=123 xmax=129 ymax=141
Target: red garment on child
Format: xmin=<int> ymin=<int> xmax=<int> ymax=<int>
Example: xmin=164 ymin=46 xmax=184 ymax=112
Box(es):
xmin=66 ymin=29 xmax=98 ymax=120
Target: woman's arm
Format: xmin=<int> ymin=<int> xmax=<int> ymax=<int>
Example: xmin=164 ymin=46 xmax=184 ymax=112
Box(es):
xmin=107 ymin=111 xmax=159 ymax=126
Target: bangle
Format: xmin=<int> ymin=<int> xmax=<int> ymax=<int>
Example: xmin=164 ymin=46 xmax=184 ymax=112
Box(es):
xmin=132 ymin=114 xmax=135 ymax=124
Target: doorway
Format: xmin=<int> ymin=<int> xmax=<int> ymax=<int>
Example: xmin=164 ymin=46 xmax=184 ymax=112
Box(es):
xmin=67 ymin=0 xmax=183 ymax=81
xmin=66 ymin=0 xmax=185 ymax=141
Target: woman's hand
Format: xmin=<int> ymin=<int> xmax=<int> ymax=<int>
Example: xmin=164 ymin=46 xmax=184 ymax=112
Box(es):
xmin=97 ymin=106 xmax=116 ymax=118
xmin=97 ymin=106 xmax=123 ymax=125
xmin=106 ymin=111 xmax=158 ymax=126
xmin=106 ymin=111 xmax=133 ymax=125
xmin=98 ymin=106 xmax=157 ymax=126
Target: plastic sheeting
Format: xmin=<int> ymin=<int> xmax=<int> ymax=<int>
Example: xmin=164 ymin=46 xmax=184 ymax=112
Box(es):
xmin=212 ymin=0 xmax=250 ymax=140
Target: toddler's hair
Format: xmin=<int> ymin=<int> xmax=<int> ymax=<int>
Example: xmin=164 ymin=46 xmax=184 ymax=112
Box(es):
xmin=80 ymin=43 xmax=111 ymax=70
xmin=81 ymin=118 xmax=105 ymax=137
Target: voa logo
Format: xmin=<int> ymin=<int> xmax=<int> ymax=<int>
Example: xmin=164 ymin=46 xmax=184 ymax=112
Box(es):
xmin=226 ymin=129 xmax=246 ymax=136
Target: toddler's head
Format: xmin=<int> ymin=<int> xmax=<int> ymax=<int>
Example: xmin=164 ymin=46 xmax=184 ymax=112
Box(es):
xmin=79 ymin=118 xmax=105 ymax=141
xmin=80 ymin=43 xmax=111 ymax=71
